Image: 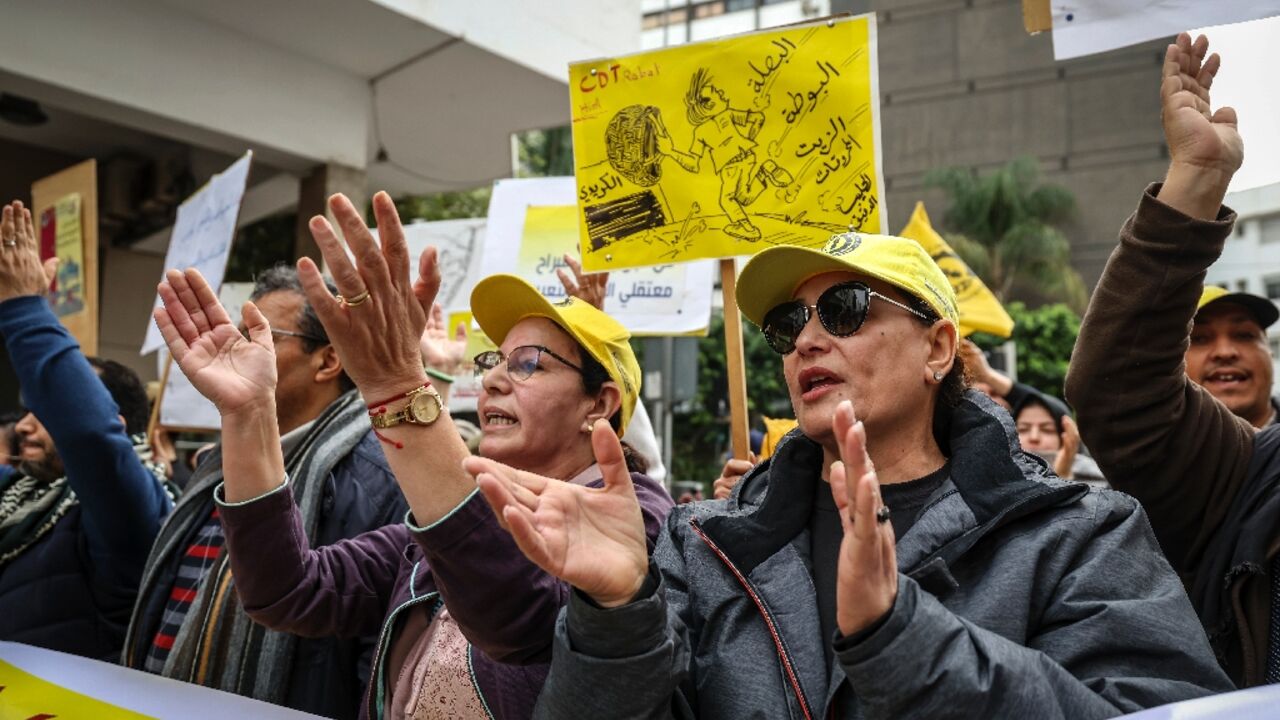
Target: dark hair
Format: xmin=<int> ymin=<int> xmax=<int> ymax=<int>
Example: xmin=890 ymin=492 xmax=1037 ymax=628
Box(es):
xmin=250 ymin=264 xmax=354 ymax=392
xmin=1013 ymin=390 xmax=1069 ymax=435
xmin=578 ymin=348 xmax=649 ymax=474
xmin=86 ymin=357 xmax=150 ymax=434
xmin=905 ymin=295 xmax=968 ymax=450
xmin=685 ymin=68 xmax=716 ymax=126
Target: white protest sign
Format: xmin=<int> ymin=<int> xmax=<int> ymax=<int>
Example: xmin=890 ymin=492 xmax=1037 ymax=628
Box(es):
xmin=369 ymin=218 xmax=486 ymax=315
xmin=141 ymin=151 xmax=252 ymax=355
xmin=0 ymin=641 xmax=323 ymax=718
xmin=157 ymin=282 xmax=254 ymax=431
xmin=1050 ymin=1 xmax=1280 ymax=60
xmin=482 ymin=177 xmax=714 ymax=336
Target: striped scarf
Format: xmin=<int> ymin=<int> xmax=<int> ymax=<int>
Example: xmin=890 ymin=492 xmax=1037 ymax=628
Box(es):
xmin=123 ymin=391 xmax=373 ymax=704
xmin=0 ymin=434 xmax=172 ymax=566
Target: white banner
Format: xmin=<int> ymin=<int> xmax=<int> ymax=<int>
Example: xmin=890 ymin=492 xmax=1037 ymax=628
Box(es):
xmin=0 ymin=641 xmax=322 ymax=719
xmin=1051 ymin=1 xmax=1280 ymax=60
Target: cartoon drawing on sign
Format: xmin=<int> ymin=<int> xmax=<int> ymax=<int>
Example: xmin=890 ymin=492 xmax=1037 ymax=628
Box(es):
xmin=571 ymin=18 xmax=883 ymax=270
xmin=646 ymin=68 xmax=795 ymax=241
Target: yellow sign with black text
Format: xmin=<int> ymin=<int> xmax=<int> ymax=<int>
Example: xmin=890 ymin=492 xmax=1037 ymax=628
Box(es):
xmin=569 ymin=14 xmax=883 ymax=270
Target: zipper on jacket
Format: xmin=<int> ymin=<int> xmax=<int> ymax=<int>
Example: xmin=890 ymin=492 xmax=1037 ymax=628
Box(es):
xmin=368 ymin=561 xmax=441 ymax=720
xmin=691 ymin=518 xmax=814 ymax=720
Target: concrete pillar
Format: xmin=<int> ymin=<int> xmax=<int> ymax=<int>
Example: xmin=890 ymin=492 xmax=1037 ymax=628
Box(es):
xmin=295 ymin=163 xmax=368 ymax=264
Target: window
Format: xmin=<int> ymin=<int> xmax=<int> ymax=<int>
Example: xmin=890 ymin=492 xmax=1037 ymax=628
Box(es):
xmin=1268 ymin=336 xmax=1280 ymax=357
xmin=695 ymin=1 xmax=726 ymax=18
xmin=727 ymin=0 xmax=757 ymax=10
xmin=1237 ymin=279 xmax=1249 ymax=292
xmin=1264 ymin=276 xmax=1280 ymax=301
xmin=1261 ymin=214 xmax=1280 ymax=244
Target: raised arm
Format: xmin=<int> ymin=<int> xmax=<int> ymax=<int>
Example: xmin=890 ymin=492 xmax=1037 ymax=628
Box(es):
xmin=0 ymin=201 xmax=169 ymax=581
xmin=154 ymin=268 xmax=401 ymax=637
xmin=298 ymin=192 xmax=473 ymax=525
xmin=1064 ymin=32 xmax=1248 ymax=570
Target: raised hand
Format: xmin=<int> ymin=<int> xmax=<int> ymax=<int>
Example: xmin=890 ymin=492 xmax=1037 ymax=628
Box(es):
xmin=153 ymin=268 xmax=276 ymax=416
xmin=298 ymin=192 xmax=438 ymax=401
xmin=420 ymin=302 xmax=468 ymax=374
xmin=1158 ymin=33 xmax=1242 ymax=220
xmin=0 ymin=201 xmax=58 ymax=303
xmin=1054 ymin=415 xmax=1081 ymax=480
xmin=556 ymin=254 xmax=609 ymax=311
xmin=829 ymin=400 xmax=898 ymax=636
xmin=713 ymin=453 xmax=757 ymax=500
xmin=464 ymin=420 xmax=649 ymax=608
xmin=1162 ymin=33 xmax=1241 ymax=177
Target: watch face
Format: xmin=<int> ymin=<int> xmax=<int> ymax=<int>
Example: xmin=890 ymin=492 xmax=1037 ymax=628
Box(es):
xmin=408 ymin=391 xmax=442 ymax=424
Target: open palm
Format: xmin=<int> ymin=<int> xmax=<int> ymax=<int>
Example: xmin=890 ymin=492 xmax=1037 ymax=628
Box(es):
xmin=153 ymin=268 xmax=277 ymax=415
xmin=465 ymin=421 xmax=649 ymax=607
xmin=1162 ymin=33 xmax=1242 ymax=176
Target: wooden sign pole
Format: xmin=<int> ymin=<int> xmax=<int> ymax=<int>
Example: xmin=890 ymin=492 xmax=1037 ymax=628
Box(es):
xmin=719 ymin=259 xmax=751 ymax=461
xmin=147 ymin=354 xmax=174 ymax=440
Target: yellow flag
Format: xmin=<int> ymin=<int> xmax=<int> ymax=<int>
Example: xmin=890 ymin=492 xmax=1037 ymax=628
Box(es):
xmin=899 ymin=202 xmax=1013 ymax=338
xmin=760 ymin=416 xmax=799 ymax=461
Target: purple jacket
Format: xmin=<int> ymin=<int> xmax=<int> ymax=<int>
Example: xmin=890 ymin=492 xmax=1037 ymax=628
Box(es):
xmin=218 ymin=473 xmax=673 ymax=720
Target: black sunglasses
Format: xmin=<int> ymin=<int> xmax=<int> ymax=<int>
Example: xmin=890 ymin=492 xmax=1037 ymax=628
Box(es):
xmin=761 ymin=281 xmax=930 ymax=355
xmin=473 ymin=345 xmax=584 ymax=382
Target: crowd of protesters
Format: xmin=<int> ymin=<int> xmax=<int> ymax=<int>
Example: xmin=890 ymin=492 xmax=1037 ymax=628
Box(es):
xmin=0 ymin=30 xmax=1277 ymax=720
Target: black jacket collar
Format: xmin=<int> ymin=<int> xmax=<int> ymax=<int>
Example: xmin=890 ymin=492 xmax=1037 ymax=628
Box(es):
xmin=700 ymin=390 xmax=1087 ymax=578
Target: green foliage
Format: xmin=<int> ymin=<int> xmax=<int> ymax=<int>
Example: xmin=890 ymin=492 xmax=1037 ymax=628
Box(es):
xmin=516 ymin=126 xmax=575 ymax=178
xmin=393 ymin=186 xmax=492 ymax=223
xmin=225 ymin=213 xmax=296 ymax=282
xmin=670 ymin=311 xmax=791 ymax=487
xmin=970 ymin=301 xmax=1081 ymax=397
xmin=926 ymin=156 xmax=1086 ymax=312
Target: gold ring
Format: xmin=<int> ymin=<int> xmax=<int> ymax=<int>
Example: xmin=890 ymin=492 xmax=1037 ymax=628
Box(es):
xmin=337 ymin=290 xmax=371 ymax=307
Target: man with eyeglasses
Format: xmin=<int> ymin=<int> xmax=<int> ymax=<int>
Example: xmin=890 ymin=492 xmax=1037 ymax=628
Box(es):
xmin=469 ymin=229 xmax=1231 ymax=715
xmin=123 ymin=264 xmax=408 ymax=719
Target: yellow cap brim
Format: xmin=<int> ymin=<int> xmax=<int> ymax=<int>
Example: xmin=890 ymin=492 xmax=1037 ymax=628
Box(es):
xmin=469 ymin=275 xmax=639 ymax=434
xmin=737 ymin=245 xmax=931 ymax=328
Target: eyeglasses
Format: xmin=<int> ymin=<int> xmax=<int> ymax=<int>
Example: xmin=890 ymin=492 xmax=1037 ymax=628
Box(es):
xmin=761 ymin=281 xmax=930 ymax=355
xmin=240 ymin=327 xmax=327 ymax=344
xmin=474 ymin=345 xmax=583 ymax=382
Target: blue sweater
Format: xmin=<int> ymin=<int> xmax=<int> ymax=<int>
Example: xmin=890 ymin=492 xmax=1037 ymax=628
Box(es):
xmin=0 ymin=295 xmax=172 ymax=659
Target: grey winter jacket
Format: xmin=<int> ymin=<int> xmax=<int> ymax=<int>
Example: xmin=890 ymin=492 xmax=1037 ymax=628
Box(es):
xmin=533 ymin=391 xmax=1233 ymax=719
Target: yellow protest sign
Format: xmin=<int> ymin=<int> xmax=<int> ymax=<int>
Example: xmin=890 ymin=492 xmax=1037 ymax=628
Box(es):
xmin=899 ymin=202 xmax=1014 ymax=338
xmin=569 ymin=14 xmax=883 ymax=271
xmin=0 ymin=659 xmax=155 ymax=719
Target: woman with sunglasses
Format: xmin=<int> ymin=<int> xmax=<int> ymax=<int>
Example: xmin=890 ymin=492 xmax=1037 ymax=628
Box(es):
xmin=151 ymin=192 xmax=672 ymax=720
xmin=468 ymin=232 xmax=1231 ymax=718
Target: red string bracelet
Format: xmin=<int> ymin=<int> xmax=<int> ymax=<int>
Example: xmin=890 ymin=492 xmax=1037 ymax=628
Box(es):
xmin=366 ymin=381 xmax=431 ymax=449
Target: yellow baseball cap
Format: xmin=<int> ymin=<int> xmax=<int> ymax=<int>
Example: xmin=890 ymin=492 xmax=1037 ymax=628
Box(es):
xmin=1197 ymin=286 xmax=1279 ymax=329
xmin=469 ymin=275 xmax=641 ymax=435
xmin=737 ymin=231 xmax=960 ymax=329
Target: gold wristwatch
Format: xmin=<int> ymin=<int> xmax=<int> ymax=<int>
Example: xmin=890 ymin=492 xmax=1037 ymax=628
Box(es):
xmin=369 ymin=385 xmax=443 ymax=429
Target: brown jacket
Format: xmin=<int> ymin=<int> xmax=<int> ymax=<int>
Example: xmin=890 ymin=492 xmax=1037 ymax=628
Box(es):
xmin=1066 ymin=184 xmax=1279 ymax=687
